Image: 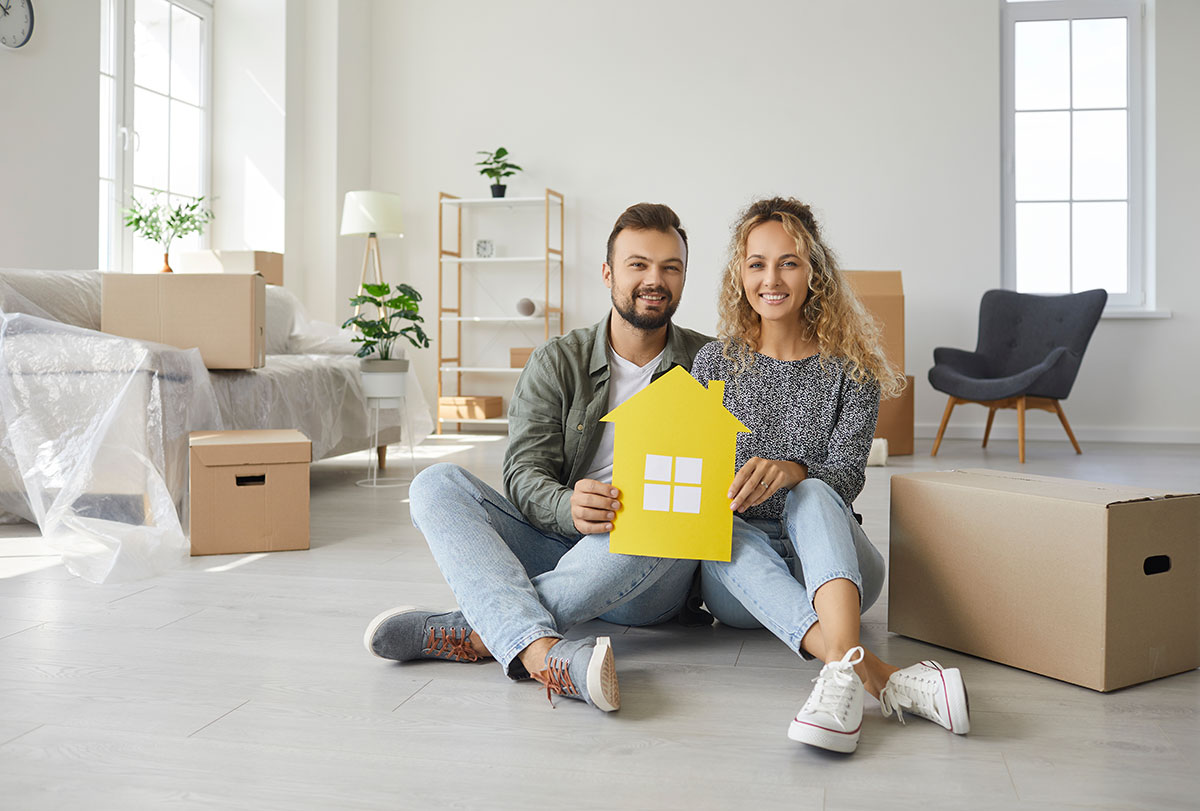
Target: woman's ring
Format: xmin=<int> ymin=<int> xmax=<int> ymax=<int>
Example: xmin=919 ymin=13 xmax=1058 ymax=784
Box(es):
xmin=759 ymin=481 xmax=768 ymax=488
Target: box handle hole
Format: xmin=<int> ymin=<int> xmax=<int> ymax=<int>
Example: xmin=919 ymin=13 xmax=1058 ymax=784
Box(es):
xmin=1143 ymin=555 xmax=1171 ymax=575
xmin=236 ymin=474 xmax=266 ymax=487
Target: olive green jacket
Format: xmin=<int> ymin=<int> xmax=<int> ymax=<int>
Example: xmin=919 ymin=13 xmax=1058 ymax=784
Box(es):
xmin=502 ymin=314 xmax=713 ymax=539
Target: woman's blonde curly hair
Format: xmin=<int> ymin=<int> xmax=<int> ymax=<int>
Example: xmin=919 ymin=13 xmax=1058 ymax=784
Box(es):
xmin=717 ymin=197 xmax=906 ymax=399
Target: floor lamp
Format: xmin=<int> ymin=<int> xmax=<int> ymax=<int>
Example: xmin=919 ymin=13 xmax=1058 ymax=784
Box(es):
xmin=340 ymin=190 xmax=406 ymax=316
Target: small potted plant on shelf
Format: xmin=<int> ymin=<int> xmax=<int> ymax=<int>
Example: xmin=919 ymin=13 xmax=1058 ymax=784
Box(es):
xmin=343 ymin=282 xmax=430 ymax=403
xmin=475 ymin=146 xmax=523 ymax=198
xmin=122 ymin=191 xmax=215 ymax=272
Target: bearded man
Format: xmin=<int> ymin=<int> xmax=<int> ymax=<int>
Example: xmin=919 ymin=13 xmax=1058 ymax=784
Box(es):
xmin=363 ymin=203 xmax=711 ymax=712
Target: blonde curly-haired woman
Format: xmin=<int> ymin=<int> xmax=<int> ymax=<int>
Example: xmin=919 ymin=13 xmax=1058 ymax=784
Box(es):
xmin=690 ymin=197 xmax=970 ymax=753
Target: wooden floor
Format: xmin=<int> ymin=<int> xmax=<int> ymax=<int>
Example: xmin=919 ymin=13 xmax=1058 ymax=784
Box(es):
xmin=1 ymin=436 xmax=1198 ymax=810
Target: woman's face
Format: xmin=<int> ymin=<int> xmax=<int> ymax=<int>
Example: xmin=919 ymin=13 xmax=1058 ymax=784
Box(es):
xmin=740 ymin=220 xmax=811 ymax=325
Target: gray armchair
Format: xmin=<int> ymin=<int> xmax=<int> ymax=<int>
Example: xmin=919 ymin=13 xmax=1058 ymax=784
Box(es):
xmin=929 ymin=288 xmax=1107 ymax=462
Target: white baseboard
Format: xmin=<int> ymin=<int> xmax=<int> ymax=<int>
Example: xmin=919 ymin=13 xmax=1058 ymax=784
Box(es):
xmin=915 ymin=423 xmax=1200 ymax=444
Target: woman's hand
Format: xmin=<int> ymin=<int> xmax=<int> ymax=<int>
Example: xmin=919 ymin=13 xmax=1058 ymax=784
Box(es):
xmin=728 ymin=458 xmax=807 ymax=512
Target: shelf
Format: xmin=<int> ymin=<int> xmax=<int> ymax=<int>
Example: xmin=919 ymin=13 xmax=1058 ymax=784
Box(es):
xmin=440 ymin=366 xmax=524 ymax=374
xmin=440 ymin=197 xmax=560 ymax=208
xmin=440 ymin=256 xmax=562 ymax=265
xmin=437 ymin=417 xmax=510 ymax=425
xmin=440 ymin=315 xmax=560 ymax=323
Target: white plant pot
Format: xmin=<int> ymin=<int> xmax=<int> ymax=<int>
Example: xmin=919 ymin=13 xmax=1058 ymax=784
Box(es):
xmin=361 ymin=357 xmax=409 ymax=407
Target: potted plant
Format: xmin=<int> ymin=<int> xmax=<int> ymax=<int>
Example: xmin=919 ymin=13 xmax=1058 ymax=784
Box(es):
xmin=122 ymin=191 xmax=215 ymax=272
xmin=475 ymin=146 xmax=523 ymax=198
xmin=342 ymin=282 xmax=430 ymax=404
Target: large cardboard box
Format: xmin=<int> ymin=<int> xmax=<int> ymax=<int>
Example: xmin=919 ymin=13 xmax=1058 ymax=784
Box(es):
xmin=438 ymin=396 xmax=503 ymax=420
xmin=101 ymin=273 xmax=266 ymax=369
xmin=875 ymin=375 xmax=914 ymax=455
xmin=189 ymin=429 xmax=311 ymax=556
xmin=173 ymin=250 xmax=284 ymax=286
xmin=843 ymin=270 xmax=904 ymax=372
xmin=890 ymin=469 xmax=1200 ymax=691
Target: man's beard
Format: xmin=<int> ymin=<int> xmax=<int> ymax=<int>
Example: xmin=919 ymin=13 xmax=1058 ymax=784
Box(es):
xmin=613 ymin=285 xmax=679 ymax=331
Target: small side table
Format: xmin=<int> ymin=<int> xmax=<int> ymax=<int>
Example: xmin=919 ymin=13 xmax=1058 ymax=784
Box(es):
xmin=357 ymin=394 xmax=416 ymax=488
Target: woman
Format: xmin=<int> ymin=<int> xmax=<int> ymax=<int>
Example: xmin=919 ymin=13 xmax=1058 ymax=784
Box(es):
xmin=691 ymin=197 xmax=970 ymax=753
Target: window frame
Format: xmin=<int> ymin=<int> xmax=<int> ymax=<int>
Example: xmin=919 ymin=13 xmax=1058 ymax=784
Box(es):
xmin=100 ymin=0 xmax=214 ymax=272
xmin=1000 ymin=0 xmax=1147 ymax=311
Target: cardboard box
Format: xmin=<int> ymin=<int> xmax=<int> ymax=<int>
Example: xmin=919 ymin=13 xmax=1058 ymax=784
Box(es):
xmin=189 ymin=429 xmax=311 ymax=556
xmin=889 ymin=469 xmax=1200 ymax=691
xmin=510 ymin=347 xmax=535 ymax=368
xmin=173 ymin=250 xmax=284 ymax=286
xmin=875 ymin=375 xmax=914 ymax=455
xmin=438 ymin=396 xmax=503 ymax=420
xmin=101 ymin=273 xmax=266 ymax=369
xmin=843 ymin=271 xmax=904 ymax=372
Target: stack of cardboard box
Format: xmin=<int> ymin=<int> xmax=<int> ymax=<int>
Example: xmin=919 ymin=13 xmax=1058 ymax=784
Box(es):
xmin=844 ymin=271 xmax=913 ymax=455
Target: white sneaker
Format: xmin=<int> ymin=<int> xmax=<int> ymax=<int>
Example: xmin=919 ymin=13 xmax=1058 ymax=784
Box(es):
xmin=787 ymin=646 xmax=866 ymax=753
xmin=880 ymin=660 xmax=971 ymax=734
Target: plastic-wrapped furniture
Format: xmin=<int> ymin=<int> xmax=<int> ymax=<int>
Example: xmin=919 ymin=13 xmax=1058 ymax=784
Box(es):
xmin=0 ymin=268 xmax=433 ymax=581
xmin=928 ymin=288 xmax=1106 ymax=462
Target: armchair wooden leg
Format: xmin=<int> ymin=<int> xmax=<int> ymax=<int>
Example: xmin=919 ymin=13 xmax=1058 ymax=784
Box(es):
xmin=1053 ymin=400 xmax=1082 ymax=454
xmin=1017 ymin=395 xmax=1027 ymax=463
xmin=931 ymin=396 xmax=957 ymax=456
xmin=378 ymin=445 xmax=388 ymax=470
xmin=982 ymin=407 xmax=997 ymax=448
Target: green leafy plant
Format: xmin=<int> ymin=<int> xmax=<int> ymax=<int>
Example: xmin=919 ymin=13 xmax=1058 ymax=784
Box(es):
xmin=122 ymin=191 xmax=214 ymax=255
xmin=342 ymin=282 xmax=430 ymax=359
xmin=475 ymin=146 xmax=523 ymax=185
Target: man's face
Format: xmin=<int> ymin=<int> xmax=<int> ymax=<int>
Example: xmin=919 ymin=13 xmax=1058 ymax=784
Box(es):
xmin=602 ymin=228 xmax=686 ymax=331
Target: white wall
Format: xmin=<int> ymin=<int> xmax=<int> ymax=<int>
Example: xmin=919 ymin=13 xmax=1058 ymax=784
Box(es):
xmin=0 ymin=1 xmax=99 ymax=270
xmin=212 ymin=0 xmax=286 ymax=255
xmin=364 ymin=0 xmax=1200 ymax=441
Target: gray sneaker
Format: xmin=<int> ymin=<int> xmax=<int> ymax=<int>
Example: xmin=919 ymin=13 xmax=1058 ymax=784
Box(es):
xmin=363 ymin=606 xmax=480 ymax=663
xmin=530 ymin=636 xmax=619 ymax=712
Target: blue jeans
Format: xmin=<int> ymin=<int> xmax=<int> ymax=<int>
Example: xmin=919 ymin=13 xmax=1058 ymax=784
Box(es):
xmin=701 ymin=478 xmax=885 ymax=658
xmin=409 ymin=463 xmax=697 ymax=676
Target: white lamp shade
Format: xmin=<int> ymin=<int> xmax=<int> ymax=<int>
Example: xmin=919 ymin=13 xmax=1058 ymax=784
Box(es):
xmin=340 ymin=190 xmax=406 ymax=237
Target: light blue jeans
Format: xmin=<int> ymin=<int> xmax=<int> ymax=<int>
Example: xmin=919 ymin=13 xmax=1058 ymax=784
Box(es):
xmin=701 ymin=477 xmax=885 ymax=658
xmin=409 ymin=463 xmax=697 ymax=676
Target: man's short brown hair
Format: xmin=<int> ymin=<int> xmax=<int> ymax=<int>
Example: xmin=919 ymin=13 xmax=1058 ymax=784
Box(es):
xmin=605 ymin=203 xmax=688 ymax=267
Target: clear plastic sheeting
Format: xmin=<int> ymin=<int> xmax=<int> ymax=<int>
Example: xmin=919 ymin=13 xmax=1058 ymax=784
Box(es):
xmin=0 ymin=269 xmax=434 ymax=583
xmin=0 ymin=311 xmax=220 ymax=582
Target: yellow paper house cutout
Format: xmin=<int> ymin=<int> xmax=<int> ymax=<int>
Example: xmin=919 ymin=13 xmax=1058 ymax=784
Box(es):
xmin=601 ymin=365 xmax=749 ymax=561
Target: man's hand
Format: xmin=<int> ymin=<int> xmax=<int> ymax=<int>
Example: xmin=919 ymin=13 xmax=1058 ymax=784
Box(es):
xmin=571 ymin=478 xmax=621 ymax=535
xmin=728 ymin=457 xmax=807 ymax=512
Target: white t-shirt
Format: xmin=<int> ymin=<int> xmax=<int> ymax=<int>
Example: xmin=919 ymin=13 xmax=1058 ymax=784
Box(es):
xmin=581 ymin=343 xmax=666 ymax=483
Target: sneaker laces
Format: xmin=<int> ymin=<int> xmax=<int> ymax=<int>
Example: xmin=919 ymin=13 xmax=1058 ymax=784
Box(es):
xmin=880 ymin=665 xmax=945 ymax=726
xmin=530 ymin=655 xmax=579 ymax=707
xmin=424 ymin=626 xmax=479 ymax=662
xmin=800 ymin=648 xmax=864 ymax=726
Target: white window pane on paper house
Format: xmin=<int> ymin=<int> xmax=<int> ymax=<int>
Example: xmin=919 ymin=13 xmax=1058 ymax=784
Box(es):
xmin=1072 ymin=110 xmax=1127 ymax=200
xmin=1016 ymin=203 xmax=1070 ymax=294
xmin=644 ymin=483 xmax=671 ymax=512
xmin=1015 ymin=20 xmax=1070 ymax=110
xmin=1073 ymin=202 xmax=1128 ymax=293
xmin=1016 ymin=111 xmax=1070 ymax=201
xmin=171 ymin=6 xmax=201 ymax=106
xmin=134 ymin=0 xmax=171 ymax=95
xmin=1072 ymin=18 xmax=1127 ymax=109
xmin=644 ymin=454 xmax=672 ymax=482
xmin=134 ymin=88 xmax=169 ymax=190
xmin=170 ymin=101 xmax=201 ymax=197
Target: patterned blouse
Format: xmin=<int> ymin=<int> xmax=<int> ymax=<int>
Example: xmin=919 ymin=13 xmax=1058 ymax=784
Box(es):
xmin=689 ymin=340 xmax=880 ymax=519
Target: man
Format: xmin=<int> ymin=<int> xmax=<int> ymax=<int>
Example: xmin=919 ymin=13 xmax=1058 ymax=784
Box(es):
xmin=364 ymin=203 xmax=711 ymax=712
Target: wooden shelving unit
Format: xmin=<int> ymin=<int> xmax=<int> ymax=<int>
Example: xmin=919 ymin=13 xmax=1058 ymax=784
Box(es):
xmin=437 ymin=189 xmax=565 ymax=433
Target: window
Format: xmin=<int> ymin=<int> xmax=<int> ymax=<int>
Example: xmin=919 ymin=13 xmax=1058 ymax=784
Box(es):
xmin=643 ymin=455 xmax=703 ymax=514
xmin=1001 ymin=0 xmax=1147 ymax=309
xmin=100 ymin=0 xmax=212 ymax=272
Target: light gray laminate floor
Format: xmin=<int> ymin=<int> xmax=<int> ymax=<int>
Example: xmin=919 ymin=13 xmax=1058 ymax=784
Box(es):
xmin=1 ymin=436 xmax=1198 ymax=810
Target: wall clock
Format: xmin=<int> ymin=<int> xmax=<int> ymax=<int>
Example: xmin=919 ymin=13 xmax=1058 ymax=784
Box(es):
xmin=0 ymin=0 xmax=34 ymax=50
